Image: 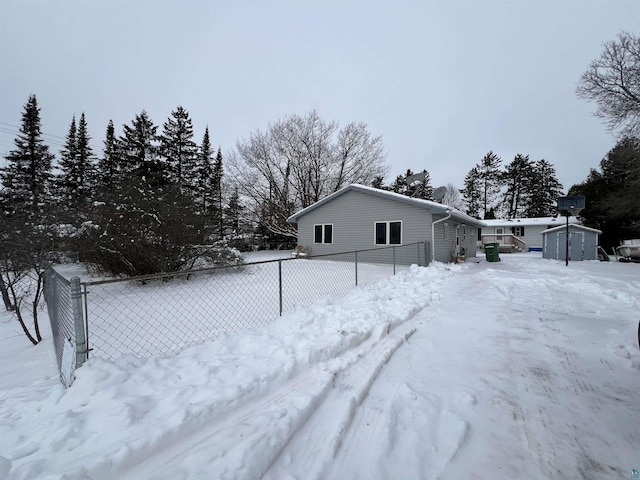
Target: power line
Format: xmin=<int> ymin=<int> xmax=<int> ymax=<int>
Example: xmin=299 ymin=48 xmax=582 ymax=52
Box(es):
xmin=0 ymin=121 xmax=104 ymax=152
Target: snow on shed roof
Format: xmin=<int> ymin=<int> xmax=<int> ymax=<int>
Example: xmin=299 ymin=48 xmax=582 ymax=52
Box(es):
xmin=287 ymin=184 xmax=486 ymax=227
xmin=482 ymin=216 xmax=580 ymax=228
xmin=540 ymin=224 xmax=602 ymax=235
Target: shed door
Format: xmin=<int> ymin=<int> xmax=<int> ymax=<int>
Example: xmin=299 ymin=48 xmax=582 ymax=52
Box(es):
xmin=558 ymin=232 xmax=584 ymax=261
xmin=570 ymin=232 xmax=584 ymax=260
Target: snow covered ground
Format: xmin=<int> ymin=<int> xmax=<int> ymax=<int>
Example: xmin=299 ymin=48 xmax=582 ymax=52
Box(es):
xmin=1 ymin=253 xmax=638 ymax=479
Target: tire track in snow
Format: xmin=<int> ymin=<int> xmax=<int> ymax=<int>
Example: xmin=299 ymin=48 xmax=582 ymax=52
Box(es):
xmin=261 ymin=320 xmax=417 ymax=480
xmin=114 ymin=321 xmax=417 ymax=480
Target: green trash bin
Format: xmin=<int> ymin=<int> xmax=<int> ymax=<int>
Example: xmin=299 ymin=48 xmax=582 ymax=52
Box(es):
xmin=484 ymin=242 xmax=500 ymax=262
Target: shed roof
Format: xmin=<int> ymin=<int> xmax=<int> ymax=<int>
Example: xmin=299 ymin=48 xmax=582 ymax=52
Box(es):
xmin=482 ymin=216 xmax=580 ymax=228
xmin=540 ymin=224 xmax=602 ymax=235
xmin=287 ymin=184 xmax=486 ymax=227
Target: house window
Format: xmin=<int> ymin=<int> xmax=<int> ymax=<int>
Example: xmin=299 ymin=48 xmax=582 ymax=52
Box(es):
xmin=375 ymin=221 xmax=402 ymax=245
xmin=496 ymin=227 xmax=504 ymax=234
xmin=512 ymin=226 xmax=525 ymax=237
xmin=314 ymin=224 xmax=333 ymax=244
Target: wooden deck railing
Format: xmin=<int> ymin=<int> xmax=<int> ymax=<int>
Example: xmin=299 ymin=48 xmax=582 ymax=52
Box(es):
xmin=481 ymin=234 xmax=527 ymax=253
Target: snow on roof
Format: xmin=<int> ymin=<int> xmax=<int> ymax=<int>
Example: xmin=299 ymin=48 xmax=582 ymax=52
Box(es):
xmin=482 ymin=216 xmax=580 ymax=228
xmin=541 ymin=224 xmax=602 ymax=235
xmin=287 ymin=184 xmax=486 ymax=227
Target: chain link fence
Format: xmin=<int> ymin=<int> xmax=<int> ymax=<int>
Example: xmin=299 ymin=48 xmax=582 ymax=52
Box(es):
xmin=44 ymin=241 xmax=428 ymax=386
xmin=43 ymin=267 xmax=87 ymax=387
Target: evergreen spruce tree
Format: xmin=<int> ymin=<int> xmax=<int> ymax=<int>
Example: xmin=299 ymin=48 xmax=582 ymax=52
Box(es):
xmin=160 ymin=106 xmax=198 ymax=193
xmin=57 ymin=115 xmax=78 ymax=205
xmin=391 ymin=169 xmax=411 ymax=195
xmin=213 ymin=147 xmax=224 ymax=238
xmin=225 ymin=186 xmax=243 ymax=235
xmin=75 ymin=112 xmax=96 ymax=205
xmin=120 ymin=111 xmax=162 ymax=185
xmin=570 ymin=136 xmax=640 ymax=248
xmin=194 ymin=127 xmax=214 ymax=213
xmin=501 ymin=154 xmax=535 ymax=218
xmin=526 ymin=159 xmax=563 ymax=217
xmin=96 ymin=119 xmax=120 ymax=196
xmin=461 ymin=167 xmax=482 ymax=219
xmin=1 ymin=94 xmax=54 ymax=218
xmin=371 ymin=175 xmax=386 ymax=190
xmin=58 ymin=113 xmax=95 ymax=210
xmin=476 ymin=151 xmax=503 ymax=219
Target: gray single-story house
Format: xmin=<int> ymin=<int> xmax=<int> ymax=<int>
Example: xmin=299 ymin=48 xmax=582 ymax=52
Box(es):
xmin=541 ymin=224 xmax=602 ymax=261
xmin=481 ymin=216 xmax=581 ymax=252
xmin=286 ymin=184 xmax=486 ymax=265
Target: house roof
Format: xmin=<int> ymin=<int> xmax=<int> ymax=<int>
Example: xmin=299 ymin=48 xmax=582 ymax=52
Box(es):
xmin=287 ymin=184 xmax=486 ymax=227
xmin=482 ymin=216 xmax=580 ymax=228
xmin=541 ymin=224 xmax=602 ymax=235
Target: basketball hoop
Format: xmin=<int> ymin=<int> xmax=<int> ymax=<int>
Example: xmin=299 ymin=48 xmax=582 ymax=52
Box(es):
xmin=556 ymin=196 xmax=586 ymax=266
xmin=557 ymin=196 xmax=585 ymax=217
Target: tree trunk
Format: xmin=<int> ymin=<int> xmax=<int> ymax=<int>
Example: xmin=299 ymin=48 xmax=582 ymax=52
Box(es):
xmin=0 ymin=274 xmax=14 ymax=311
xmin=9 ymin=285 xmax=39 ymax=345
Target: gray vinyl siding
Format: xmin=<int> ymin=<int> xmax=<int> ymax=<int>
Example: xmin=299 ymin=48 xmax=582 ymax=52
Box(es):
xmin=432 ymin=220 xmax=478 ymax=263
xmin=433 ymin=220 xmax=452 ymax=263
xmin=459 ymin=225 xmax=478 ymax=258
xmin=295 ymin=189 xmax=432 ymax=265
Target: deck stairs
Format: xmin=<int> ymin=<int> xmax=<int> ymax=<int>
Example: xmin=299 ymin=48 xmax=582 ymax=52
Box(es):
xmin=481 ymin=234 xmax=527 ymax=254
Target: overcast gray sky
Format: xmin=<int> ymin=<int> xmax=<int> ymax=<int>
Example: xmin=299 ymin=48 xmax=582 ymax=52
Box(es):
xmin=1 ymin=0 xmax=638 ymax=191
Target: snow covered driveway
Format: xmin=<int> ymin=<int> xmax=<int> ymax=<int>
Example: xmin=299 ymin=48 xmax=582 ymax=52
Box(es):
xmin=1 ymin=254 xmax=638 ymax=479
xmin=326 ymin=256 xmax=640 ymax=479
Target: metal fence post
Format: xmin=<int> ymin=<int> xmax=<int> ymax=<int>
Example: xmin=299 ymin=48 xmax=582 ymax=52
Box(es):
xmin=278 ymin=259 xmax=283 ymax=316
xmin=355 ymin=251 xmax=358 ymax=286
xmin=82 ymin=283 xmax=90 ymax=359
xmin=70 ymin=277 xmax=88 ymax=367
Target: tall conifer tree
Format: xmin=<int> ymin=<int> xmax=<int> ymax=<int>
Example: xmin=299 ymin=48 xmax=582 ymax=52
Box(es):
xmin=526 ymin=160 xmax=563 ymax=217
xmin=57 ymin=115 xmax=78 ymax=204
xmin=96 ymin=119 xmax=120 ymax=195
xmin=120 ymin=111 xmax=161 ymax=184
xmin=502 ymin=154 xmax=534 ymax=218
xmin=461 ymin=166 xmax=482 ymax=219
xmin=1 ymin=94 xmax=54 ymax=218
xmin=213 ymin=147 xmax=224 ymax=238
xmin=160 ymin=106 xmax=197 ymax=193
xmin=476 ymin=151 xmax=503 ymax=219
xmin=75 ymin=112 xmax=95 ymax=204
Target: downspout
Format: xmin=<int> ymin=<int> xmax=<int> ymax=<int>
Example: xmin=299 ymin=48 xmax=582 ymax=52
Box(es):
xmin=431 ymin=209 xmax=452 ymax=264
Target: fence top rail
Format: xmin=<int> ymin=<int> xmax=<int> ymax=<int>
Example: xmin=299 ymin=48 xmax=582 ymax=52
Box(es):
xmin=46 ymin=266 xmax=72 ymax=285
xmin=53 ymin=241 xmax=427 ymax=287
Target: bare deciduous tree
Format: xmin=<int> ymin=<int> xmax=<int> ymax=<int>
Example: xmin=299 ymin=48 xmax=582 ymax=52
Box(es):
xmin=230 ymin=110 xmax=387 ymax=237
xmin=441 ymin=183 xmax=464 ymax=211
xmin=577 ymin=31 xmax=640 ymax=138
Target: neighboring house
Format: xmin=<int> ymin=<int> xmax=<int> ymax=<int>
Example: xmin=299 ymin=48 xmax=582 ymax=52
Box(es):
xmin=541 ymin=224 xmax=602 ymax=261
xmin=481 ymin=216 xmax=580 ymax=252
xmin=286 ymin=184 xmax=486 ymax=265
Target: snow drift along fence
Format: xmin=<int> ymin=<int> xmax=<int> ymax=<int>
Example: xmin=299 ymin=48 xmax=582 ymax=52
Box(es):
xmin=44 ymin=241 xmax=428 ymax=386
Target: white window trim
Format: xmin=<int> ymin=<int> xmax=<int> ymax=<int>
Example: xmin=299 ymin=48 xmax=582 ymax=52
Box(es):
xmin=313 ymin=223 xmax=333 ymax=244
xmin=374 ymin=220 xmax=403 ymax=246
